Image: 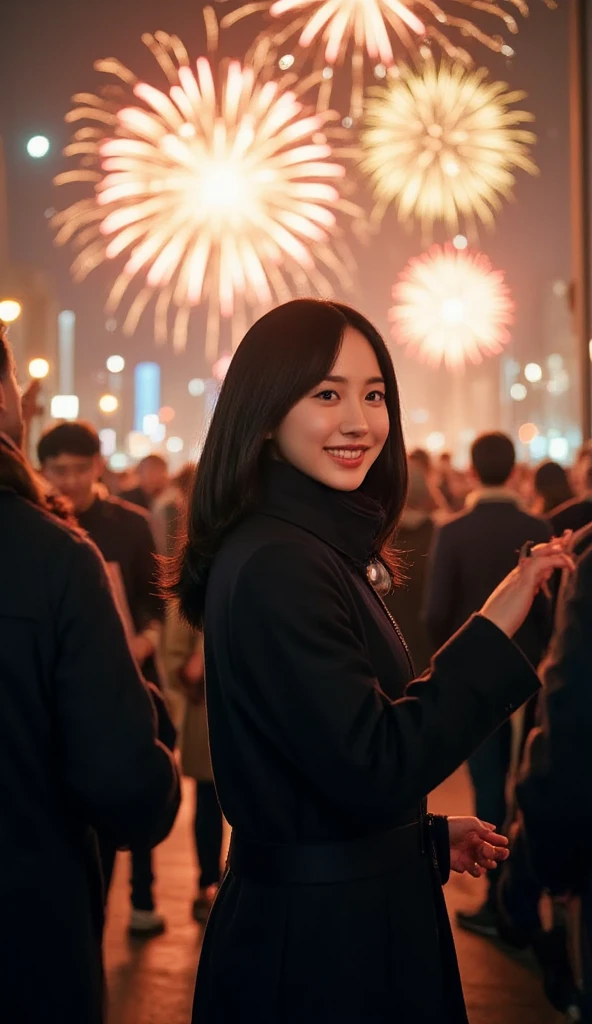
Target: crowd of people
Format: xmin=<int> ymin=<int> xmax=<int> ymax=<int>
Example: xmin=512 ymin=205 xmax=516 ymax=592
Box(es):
xmin=1 ymin=298 xmax=591 ymax=1023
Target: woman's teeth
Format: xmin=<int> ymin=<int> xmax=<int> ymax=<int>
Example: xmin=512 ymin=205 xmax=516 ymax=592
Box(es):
xmin=326 ymin=449 xmax=364 ymax=460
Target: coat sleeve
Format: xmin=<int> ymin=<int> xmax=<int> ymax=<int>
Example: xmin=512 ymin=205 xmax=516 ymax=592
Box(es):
xmin=423 ymin=525 xmax=459 ymax=649
xmin=53 ymin=537 xmax=180 ymax=848
xmin=228 ymin=543 xmax=539 ymax=826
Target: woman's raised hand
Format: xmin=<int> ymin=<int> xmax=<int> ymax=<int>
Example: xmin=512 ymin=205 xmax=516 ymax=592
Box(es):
xmin=479 ymin=532 xmax=575 ymax=640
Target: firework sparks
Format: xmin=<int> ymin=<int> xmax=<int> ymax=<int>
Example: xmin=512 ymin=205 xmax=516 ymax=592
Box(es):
xmin=360 ymin=61 xmax=537 ymax=231
xmin=53 ymin=20 xmax=357 ymax=355
xmin=389 ymin=244 xmax=514 ymax=371
xmin=225 ymin=0 xmax=558 ymax=116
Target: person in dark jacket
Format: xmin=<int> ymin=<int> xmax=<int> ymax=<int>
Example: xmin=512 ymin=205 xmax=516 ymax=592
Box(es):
xmin=506 ymin=529 xmax=592 ymax=1018
xmin=170 ymin=299 xmax=572 ymax=1024
xmin=38 ymin=420 xmax=170 ymax=938
xmin=0 ymin=331 xmax=180 ymax=1024
xmin=423 ymin=431 xmax=553 ymax=937
xmin=550 ymin=451 xmax=592 ymax=535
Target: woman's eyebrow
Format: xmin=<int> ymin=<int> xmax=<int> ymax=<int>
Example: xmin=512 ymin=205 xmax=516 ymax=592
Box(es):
xmin=322 ymin=375 xmax=385 ymax=384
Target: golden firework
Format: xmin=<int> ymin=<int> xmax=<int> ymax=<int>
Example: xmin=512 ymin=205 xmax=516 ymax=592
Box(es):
xmin=53 ymin=16 xmax=357 ymax=356
xmin=389 ymin=244 xmax=514 ymax=370
xmin=224 ymin=0 xmax=558 ymax=117
xmin=360 ymin=60 xmax=537 ymax=231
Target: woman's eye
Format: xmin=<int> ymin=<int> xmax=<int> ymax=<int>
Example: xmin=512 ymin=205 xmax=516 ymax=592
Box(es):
xmin=314 ymin=389 xmax=339 ymax=401
xmin=366 ymin=390 xmax=386 ymax=403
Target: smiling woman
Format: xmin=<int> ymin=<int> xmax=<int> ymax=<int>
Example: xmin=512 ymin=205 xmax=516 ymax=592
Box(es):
xmin=166 ymin=297 xmax=572 ymax=1024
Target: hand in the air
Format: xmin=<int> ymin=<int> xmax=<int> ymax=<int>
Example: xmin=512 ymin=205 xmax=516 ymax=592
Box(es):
xmin=448 ymin=816 xmax=509 ymax=878
xmin=480 ymin=532 xmax=575 ymax=639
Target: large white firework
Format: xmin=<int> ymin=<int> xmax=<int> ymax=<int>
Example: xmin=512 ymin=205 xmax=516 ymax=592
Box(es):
xmin=53 ymin=20 xmax=357 ymax=355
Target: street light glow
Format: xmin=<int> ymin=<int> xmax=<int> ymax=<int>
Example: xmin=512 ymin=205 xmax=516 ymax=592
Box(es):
xmin=106 ymin=355 xmax=125 ymax=373
xmin=26 ymin=135 xmax=50 ymax=159
xmin=28 ymin=358 xmax=50 ymax=379
xmin=99 ymin=393 xmax=118 ymax=413
xmin=0 ymin=300 xmax=22 ymax=323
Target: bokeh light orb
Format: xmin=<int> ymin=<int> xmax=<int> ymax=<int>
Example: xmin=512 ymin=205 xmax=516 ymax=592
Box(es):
xmin=26 ymin=135 xmax=50 ymax=159
xmin=99 ymin=393 xmax=119 ymax=413
xmin=106 ymin=354 xmax=125 ymax=373
xmin=0 ymin=299 xmax=22 ymax=323
xmin=28 ymin=358 xmax=50 ymax=379
xmin=188 ymin=378 xmax=206 ymax=397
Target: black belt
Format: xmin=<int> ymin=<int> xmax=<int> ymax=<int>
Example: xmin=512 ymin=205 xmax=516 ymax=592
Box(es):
xmin=228 ymin=821 xmax=424 ymax=886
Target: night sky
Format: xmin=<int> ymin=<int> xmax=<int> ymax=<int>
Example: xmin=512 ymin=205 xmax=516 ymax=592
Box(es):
xmin=0 ymin=0 xmax=576 ymax=458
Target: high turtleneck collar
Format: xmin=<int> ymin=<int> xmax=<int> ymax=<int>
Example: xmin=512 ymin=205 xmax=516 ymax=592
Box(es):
xmin=259 ymin=460 xmax=385 ymax=568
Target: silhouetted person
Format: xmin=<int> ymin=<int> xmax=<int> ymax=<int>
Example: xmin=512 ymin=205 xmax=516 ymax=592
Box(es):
xmin=0 ymin=328 xmax=179 ymax=1023
xmin=550 ymin=452 xmax=592 ymax=535
xmin=38 ymin=420 xmax=169 ymax=938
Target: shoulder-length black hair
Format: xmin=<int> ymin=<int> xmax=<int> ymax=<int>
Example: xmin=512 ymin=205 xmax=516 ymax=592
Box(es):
xmin=171 ymin=297 xmax=408 ymax=628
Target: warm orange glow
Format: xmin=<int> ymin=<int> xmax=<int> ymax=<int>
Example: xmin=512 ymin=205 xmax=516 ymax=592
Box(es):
xmin=99 ymin=394 xmax=119 ymax=413
xmin=0 ymin=300 xmax=22 ymax=324
xmin=518 ymin=423 xmax=539 ymax=444
xmin=53 ymin=20 xmax=356 ymax=356
xmin=389 ymin=244 xmax=514 ymax=371
xmin=158 ymin=405 xmax=175 ymax=424
xmin=28 ymin=358 xmax=50 ymax=380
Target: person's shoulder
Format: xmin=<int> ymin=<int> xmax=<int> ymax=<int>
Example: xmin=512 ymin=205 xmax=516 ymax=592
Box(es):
xmin=515 ymin=507 xmax=552 ymax=537
xmin=213 ymin=513 xmax=342 ymax=596
xmin=101 ymin=494 xmax=152 ymax=526
xmin=0 ymin=490 xmax=102 ymax=568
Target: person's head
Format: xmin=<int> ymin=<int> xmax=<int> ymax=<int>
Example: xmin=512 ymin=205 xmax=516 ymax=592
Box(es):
xmin=137 ymin=454 xmax=169 ymax=498
xmin=572 ymin=446 xmax=592 ymax=497
xmin=408 ymin=448 xmax=432 ymax=475
xmin=533 ymin=460 xmax=573 ymax=514
xmin=405 ymin=464 xmax=436 ymax=514
xmin=470 ymin=432 xmax=516 ymax=487
xmin=0 ymin=325 xmax=23 ymax=447
xmin=38 ymin=421 xmax=102 ymax=512
xmin=173 ymin=298 xmax=407 ymax=627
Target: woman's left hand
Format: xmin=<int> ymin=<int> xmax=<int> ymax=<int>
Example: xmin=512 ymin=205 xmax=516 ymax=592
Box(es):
xmin=448 ymin=816 xmax=509 ymax=878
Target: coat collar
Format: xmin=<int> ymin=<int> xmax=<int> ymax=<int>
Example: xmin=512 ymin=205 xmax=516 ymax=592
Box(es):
xmin=259 ymin=460 xmax=385 ymax=568
xmin=465 ymin=487 xmax=523 ymax=511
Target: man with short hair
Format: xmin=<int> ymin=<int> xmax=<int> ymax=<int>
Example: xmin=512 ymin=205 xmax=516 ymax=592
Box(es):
xmin=424 ymin=431 xmax=552 ymax=936
xmin=0 ymin=325 xmax=179 ymax=1021
xmin=122 ymin=452 xmax=170 ymax=511
xmin=38 ymin=420 xmax=169 ymax=937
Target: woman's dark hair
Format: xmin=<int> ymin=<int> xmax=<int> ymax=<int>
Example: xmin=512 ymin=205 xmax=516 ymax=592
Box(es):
xmin=534 ymin=460 xmax=573 ymax=514
xmin=0 ymin=434 xmax=77 ymax=525
xmin=169 ymin=298 xmax=408 ymax=628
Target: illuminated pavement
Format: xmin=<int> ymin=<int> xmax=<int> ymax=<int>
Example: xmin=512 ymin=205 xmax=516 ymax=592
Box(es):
xmin=105 ymin=771 xmax=562 ymax=1024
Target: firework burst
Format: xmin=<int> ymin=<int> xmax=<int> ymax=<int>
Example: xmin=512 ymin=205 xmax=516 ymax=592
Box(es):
xmin=224 ymin=0 xmax=558 ymax=116
xmin=389 ymin=244 xmax=514 ymax=370
xmin=360 ymin=61 xmax=537 ymax=232
xmin=53 ymin=17 xmax=357 ymax=355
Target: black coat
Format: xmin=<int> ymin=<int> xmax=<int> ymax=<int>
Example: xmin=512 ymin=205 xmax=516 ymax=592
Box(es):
xmin=194 ymin=463 xmax=539 ymax=1023
xmin=424 ymin=497 xmax=552 ymax=668
xmin=0 ymin=490 xmax=180 ymax=1023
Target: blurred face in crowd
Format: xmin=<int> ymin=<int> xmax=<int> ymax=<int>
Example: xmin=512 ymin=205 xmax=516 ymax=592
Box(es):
xmin=42 ymin=453 xmax=103 ymax=513
xmin=138 ymin=460 xmax=169 ymax=497
xmin=0 ymin=347 xmax=23 ymax=447
xmin=272 ymin=326 xmax=390 ymax=492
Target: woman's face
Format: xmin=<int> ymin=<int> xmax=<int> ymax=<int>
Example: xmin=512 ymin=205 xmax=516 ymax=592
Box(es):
xmin=273 ymin=326 xmax=390 ymax=491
